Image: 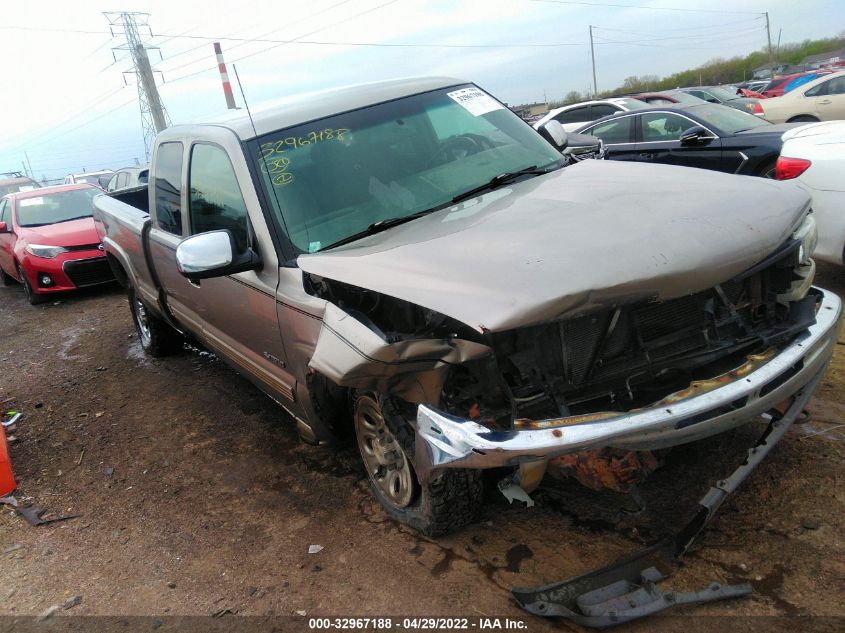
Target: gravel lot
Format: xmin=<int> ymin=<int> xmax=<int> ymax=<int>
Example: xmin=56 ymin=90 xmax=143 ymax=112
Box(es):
xmin=1 ymin=264 xmax=844 ymax=632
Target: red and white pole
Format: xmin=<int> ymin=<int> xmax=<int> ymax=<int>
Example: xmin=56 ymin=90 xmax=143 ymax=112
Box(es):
xmin=214 ymin=42 xmax=237 ymax=110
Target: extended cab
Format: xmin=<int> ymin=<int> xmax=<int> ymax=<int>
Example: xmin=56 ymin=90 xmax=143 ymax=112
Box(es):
xmin=93 ymin=77 xmax=841 ymax=536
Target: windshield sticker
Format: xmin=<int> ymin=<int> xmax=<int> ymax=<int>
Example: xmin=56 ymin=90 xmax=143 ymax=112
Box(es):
xmin=19 ymin=197 xmax=43 ymax=207
xmin=447 ymin=87 xmax=504 ymax=116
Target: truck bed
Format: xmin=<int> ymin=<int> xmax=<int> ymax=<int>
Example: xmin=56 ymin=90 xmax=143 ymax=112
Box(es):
xmin=93 ymin=186 xmax=157 ymax=306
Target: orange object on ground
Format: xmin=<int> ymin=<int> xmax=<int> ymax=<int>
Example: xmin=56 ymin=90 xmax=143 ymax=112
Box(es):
xmin=0 ymin=424 xmax=15 ymax=496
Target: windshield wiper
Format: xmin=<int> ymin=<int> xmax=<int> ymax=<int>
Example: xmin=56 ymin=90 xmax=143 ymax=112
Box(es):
xmin=450 ymin=165 xmax=554 ymax=204
xmin=319 ymin=206 xmax=448 ymax=251
xmin=55 ymin=215 xmax=92 ymax=223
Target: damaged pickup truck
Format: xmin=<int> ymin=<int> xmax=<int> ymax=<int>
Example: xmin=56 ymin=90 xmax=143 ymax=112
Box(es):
xmin=93 ymin=77 xmax=841 ymax=537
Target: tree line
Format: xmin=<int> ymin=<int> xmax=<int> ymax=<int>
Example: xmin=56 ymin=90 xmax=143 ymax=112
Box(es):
xmin=552 ymin=33 xmax=845 ymax=107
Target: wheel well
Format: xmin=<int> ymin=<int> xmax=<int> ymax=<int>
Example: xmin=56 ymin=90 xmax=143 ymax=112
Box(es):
xmin=105 ymin=253 xmax=129 ymax=288
xmin=786 ymin=115 xmax=820 ymax=122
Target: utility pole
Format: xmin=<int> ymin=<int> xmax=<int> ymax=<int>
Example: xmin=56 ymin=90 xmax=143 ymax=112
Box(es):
xmin=589 ymin=25 xmax=598 ymax=97
xmin=24 ymin=152 xmax=33 ymax=178
xmin=105 ymin=11 xmax=171 ymax=159
xmin=764 ymin=12 xmax=775 ymax=79
xmin=214 ymin=42 xmax=238 ymax=110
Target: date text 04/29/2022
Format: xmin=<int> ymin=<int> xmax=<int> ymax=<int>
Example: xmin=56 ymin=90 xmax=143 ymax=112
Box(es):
xmin=307 ymin=617 xmax=529 ymax=630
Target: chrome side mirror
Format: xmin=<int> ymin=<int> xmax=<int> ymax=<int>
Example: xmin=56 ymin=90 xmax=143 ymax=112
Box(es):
xmin=176 ymin=230 xmax=260 ymax=280
xmin=538 ymin=120 xmax=569 ymax=151
xmin=680 ymin=126 xmax=714 ymax=146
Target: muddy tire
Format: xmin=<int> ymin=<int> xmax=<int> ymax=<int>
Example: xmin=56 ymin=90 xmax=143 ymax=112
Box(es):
xmin=128 ymin=286 xmax=182 ymax=357
xmin=354 ymin=393 xmax=483 ymax=536
xmin=17 ymin=264 xmax=46 ymax=305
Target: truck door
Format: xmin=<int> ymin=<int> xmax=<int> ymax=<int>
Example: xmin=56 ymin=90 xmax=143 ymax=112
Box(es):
xmin=178 ymin=140 xmax=295 ymax=403
xmin=146 ymin=141 xmax=199 ymax=332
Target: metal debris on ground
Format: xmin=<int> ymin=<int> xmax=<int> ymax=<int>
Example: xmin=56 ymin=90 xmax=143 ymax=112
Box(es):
xmin=15 ymin=503 xmax=80 ymax=527
xmin=497 ymin=478 xmax=535 ymax=507
xmin=513 ymin=376 xmax=819 ymax=627
xmin=63 ymin=595 xmax=82 ymax=610
xmin=307 ymin=544 xmax=324 ymax=554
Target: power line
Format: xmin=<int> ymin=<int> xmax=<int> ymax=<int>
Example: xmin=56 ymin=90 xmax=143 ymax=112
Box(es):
xmin=592 ymin=25 xmax=766 ymax=44
xmin=593 ymin=16 xmax=763 ymax=33
xmin=526 ymin=0 xmax=763 ymax=15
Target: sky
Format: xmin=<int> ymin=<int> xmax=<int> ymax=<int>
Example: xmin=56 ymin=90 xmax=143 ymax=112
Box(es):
xmin=1 ymin=0 xmax=843 ymax=182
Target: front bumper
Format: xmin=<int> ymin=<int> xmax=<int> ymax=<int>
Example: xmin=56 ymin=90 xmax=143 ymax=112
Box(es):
xmin=414 ymin=287 xmax=841 ymax=483
xmin=20 ymin=252 xmax=112 ymax=293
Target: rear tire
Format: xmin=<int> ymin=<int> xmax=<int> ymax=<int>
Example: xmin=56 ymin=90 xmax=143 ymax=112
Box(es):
xmin=128 ymin=286 xmax=182 ymax=357
xmin=354 ymin=393 xmax=483 ymax=536
xmin=787 ymin=115 xmax=819 ymax=123
xmin=17 ymin=265 xmax=46 ymax=305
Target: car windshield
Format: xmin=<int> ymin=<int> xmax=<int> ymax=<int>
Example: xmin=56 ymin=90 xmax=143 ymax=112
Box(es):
xmin=665 ymin=91 xmax=707 ymax=105
xmin=15 ymin=188 xmax=99 ymax=227
xmin=703 ymin=86 xmax=740 ymax=101
xmin=683 ymin=104 xmax=771 ymax=134
xmin=616 ymin=98 xmax=651 ymax=110
xmin=248 ymin=84 xmax=564 ymax=253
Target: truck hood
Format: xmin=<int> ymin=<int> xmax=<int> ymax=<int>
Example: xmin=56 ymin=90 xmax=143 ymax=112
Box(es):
xmin=298 ymin=160 xmax=810 ymax=333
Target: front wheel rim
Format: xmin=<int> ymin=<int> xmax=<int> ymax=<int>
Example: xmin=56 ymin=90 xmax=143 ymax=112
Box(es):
xmin=354 ymin=396 xmax=415 ymax=509
xmin=133 ymin=296 xmax=152 ymax=347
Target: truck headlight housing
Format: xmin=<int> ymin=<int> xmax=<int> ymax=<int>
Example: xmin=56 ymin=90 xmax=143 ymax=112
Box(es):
xmin=25 ymin=244 xmax=68 ymax=259
xmin=793 ymin=213 xmax=817 ymax=265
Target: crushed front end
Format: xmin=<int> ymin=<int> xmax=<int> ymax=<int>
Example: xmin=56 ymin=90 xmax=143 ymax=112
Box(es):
xmin=413 ymin=216 xmax=840 ymax=484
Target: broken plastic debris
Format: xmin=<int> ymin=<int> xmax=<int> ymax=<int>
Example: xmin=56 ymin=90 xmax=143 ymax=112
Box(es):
xmin=307 ymin=544 xmax=324 ymax=554
xmin=497 ymin=478 xmax=535 ymax=507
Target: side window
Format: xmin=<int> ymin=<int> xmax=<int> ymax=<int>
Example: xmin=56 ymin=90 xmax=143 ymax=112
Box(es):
xmin=804 ymin=82 xmax=825 ymax=97
xmin=586 ymin=117 xmax=632 ymax=144
xmin=557 ymin=106 xmax=589 ymax=124
xmin=590 ymin=104 xmax=618 ymax=119
xmin=188 ymin=144 xmax=249 ymax=254
xmin=138 ymin=170 xmax=149 ymax=184
xmin=0 ymin=200 xmax=8 ymax=225
xmin=640 ymin=112 xmax=691 ymax=142
xmin=118 ymin=172 xmax=129 ymax=189
xmin=106 ymin=175 xmax=118 ymax=192
xmin=153 ymin=142 xmax=184 ymax=235
xmin=823 ymin=76 xmax=845 ymax=95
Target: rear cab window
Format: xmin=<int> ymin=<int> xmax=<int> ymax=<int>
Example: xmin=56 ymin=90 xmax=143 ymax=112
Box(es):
xmin=153 ymin=142 xmax=184 ymax=235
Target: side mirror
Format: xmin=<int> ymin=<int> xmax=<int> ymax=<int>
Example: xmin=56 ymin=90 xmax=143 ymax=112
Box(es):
xmin=0 ymin=222 xmax=7 ymax=233
xmin=538 ymin=120 xmax=569 ymax=151
xmin=176 ymin=230 xmax=260 ymax=280
xmin=680 ymin=126 xmax=713 ymax=146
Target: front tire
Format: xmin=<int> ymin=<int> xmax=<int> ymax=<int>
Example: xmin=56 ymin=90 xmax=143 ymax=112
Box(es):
xmin=129 ymin=286 xmax=182 ymax=356
xmin=354 ymin=393 xmax=483 ymax=536
xmin=17 ymin=265 xmax=46 ymax=305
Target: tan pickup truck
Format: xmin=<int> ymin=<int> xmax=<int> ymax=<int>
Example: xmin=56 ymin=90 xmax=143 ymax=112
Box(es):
xmin=93 ymin=76 xmax=840 ymax=536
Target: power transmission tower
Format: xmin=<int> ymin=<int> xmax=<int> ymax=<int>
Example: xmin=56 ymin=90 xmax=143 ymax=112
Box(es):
xmin=104 ymin=11 xmax=171 ymax=159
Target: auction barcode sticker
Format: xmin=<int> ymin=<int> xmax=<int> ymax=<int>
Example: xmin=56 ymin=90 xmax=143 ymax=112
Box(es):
xmin=447 ymin=87 xmax=503 ymax=116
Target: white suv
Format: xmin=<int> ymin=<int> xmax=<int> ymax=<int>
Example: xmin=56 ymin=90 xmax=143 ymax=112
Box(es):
xmin=533 ymin=98 xmax=650 ymax=132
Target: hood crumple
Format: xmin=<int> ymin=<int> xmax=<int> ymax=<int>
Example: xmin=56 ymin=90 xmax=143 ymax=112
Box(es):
xmin=299 ymin=160 xmax=810 ymax=333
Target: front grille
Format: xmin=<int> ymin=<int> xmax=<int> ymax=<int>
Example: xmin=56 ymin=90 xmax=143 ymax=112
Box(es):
xmin=65 ymin=243 xmax=102 ymax=252
xmin=484 ymin=248 xmax=816 ymax=420
xmin=63 ymin=257 xmax=114 ymax=288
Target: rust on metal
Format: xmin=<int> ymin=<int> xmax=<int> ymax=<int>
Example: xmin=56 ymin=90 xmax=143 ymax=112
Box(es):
xmin=547 ymin=448 xmax=660 ymax=492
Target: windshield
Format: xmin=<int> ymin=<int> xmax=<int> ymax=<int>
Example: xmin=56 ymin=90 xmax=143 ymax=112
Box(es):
xmin=248 ymin=84 xmax=563 ymax=253
xmin=616 ymin=98 xmax=651 ymax=110
xmin=704 ymin=86 xmax=740 ymax=101
xmin=0 ymin=181 xmax=38 ymax=195
xmin=15 ymin=188 xmax=99 ymax=227
xmin=683 ymin=104 xmax=770 ymax=134
xmin=664 ymin=91 xmax=707 ymax=105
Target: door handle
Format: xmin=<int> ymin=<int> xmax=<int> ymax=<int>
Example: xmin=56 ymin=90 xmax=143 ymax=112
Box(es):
xmin=638 ymin=152 xmax=656 ymax=159
xmin=188 ymin=279 xmax=201 ymax=288
xmin=818 ymin=99 xmax=832 ymax=104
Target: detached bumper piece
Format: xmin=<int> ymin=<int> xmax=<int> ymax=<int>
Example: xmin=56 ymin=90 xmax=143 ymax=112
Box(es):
xmin=573 ymin=567 xmax=750 ymax=626
xmin=512 ymin=370 xmax=820 ymax=627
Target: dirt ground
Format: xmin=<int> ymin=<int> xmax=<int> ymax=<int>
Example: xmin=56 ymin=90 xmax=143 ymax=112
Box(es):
xmin=1 ymin=263 xmax=844 ymax=632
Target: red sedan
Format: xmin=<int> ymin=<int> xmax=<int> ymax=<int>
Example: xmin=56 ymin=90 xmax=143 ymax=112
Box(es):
xmin=0 ymin=184 xmax=114 ymax=305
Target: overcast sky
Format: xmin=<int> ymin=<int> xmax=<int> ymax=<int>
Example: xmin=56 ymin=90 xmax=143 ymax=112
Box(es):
xmin=2 ymin=0 xmax=842 ymax=181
